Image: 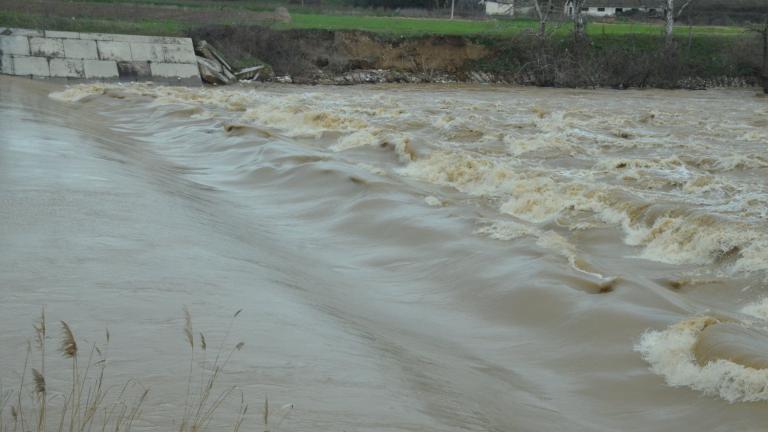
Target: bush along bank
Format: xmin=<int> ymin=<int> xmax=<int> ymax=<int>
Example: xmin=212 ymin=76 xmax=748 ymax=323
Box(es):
xmin=188 ymin=26 xmax=763 ymax=89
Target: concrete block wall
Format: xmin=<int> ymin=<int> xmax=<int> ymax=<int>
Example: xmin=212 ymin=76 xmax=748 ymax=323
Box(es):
xmin=0 ymin=28 xmax=200 ymax=85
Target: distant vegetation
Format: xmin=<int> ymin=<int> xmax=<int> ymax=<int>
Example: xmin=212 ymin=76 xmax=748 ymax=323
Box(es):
xmin=2 ymin=0 xmax=765 ymax=26
xmin=278 ymin=14 xmax=746 ymax=36
xmin=0 ymin=0 xmax=764 ymax=89
xmin=0 ymin=1 xmax=751 ymax=38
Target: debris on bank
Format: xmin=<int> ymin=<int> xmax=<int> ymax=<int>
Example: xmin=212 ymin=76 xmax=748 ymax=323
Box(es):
xmin=195 ymin=40 xmax=265 ymax=85
xmin=188 ymin=26 xmax=764 ymax=89
xmin=190 ymin=36 xmax=756 ymax=89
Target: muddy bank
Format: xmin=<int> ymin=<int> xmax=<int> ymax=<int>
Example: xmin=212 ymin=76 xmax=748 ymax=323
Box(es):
xmin=189 ymin=26 xmax=762 ymax=89
xmin=189 ymin=26 xmax=490 ymax=84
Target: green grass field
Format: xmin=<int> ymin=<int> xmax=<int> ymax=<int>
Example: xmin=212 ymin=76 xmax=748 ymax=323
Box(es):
xmin=0 ymin=0 xmax=747 ymax=38
xmin=0 ymin=11 xmax=188 ymax=36
xmin=278 ymin=14 xmax=745 ymax=36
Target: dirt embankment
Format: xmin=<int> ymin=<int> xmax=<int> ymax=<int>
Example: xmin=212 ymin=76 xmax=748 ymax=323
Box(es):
xmin=188 ymin=26 xmax=492 ymax=84
xmin=189 ymin=26 xmax=761 ymax=88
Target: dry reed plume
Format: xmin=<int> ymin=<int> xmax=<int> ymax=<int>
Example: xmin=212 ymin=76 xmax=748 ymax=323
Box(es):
xmin=0 ymin=307 xmax=291 ymax=432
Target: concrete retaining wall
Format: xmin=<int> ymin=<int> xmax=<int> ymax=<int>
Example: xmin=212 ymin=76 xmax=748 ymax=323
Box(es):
xmin=0 ymin=28 xmax=200 ymax=85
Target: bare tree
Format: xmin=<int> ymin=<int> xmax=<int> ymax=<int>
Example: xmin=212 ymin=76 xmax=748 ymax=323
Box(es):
xmin=664 ymin=0 xmax=695 ymax=46
xmin=747 ymin=15 xmax=768 ymax=92
xmin=571 ymin=0 xmax=588 ymax=40
xmin=532 ymin=0 xmax=555 ymax=37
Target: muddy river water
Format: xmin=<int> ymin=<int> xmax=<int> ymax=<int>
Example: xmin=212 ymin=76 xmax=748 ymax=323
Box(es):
xmin=2 ymin=76 xmax=768 ymax=431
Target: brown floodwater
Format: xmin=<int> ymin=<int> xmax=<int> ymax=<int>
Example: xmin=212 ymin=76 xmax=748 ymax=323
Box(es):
xmin=2 ymin=75 xmax=768 ymax=431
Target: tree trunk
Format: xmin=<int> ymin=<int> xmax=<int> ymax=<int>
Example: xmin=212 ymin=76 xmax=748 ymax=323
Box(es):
xmin=763 ymin=29 xmax=767 ymax=78
xmin=450 ymin=0 xmax=455 ymax=19
xmin=763 ymin=29 xmax=768 ymax=93
xmin=575 ymin=12 xmax=586 ymax=39
xmin=665 ymin=0 xmax=675 ymax=46
xmin=573 ymin=0 xmax=587 ymax=39
xmin=534 ymin=0 xmax=551 ymax=37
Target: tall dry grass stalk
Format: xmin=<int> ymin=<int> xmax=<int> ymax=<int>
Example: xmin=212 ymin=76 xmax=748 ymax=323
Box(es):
xmin=262 ymin=395 xmax=293 ymax=432
xmin=34 ymin=308 xmax=46 ymax=432
xmin=2 ymin=315 xmax=147 ymax=432
xmin=179 ymin=307 xmax=250 ymax=432
xmin=0 ymin=383 xmax=13 ymax=432
xmin=2 ymin=308 xmax=279 ymax=432
xmin=59 ymin=321 xmax=78 ymax=432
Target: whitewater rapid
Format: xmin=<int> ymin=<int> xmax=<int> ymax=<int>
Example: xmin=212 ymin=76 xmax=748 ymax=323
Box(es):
xmin=2 ymin=76 xmax=768 ymax=431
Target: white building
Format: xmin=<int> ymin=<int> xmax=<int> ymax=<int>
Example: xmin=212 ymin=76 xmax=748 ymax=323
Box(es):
xmin=484 ymin=0 xmax=515 ymax=16
xmin=481 ymin=0 xmax=537 ymax=17
xmin=563 ymin=0 xmax=662 ymax=18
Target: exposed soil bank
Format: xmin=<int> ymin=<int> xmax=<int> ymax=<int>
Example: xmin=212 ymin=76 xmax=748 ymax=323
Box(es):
xmin=189 ymin=26 xmax=763 ymax=89
xmin=189 ymin=26 xmax=490 ymax=84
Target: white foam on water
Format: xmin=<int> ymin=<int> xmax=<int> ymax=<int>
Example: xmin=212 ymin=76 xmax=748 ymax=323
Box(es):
xmin=473 ymin=220 xmax=535 ymax=241
xmin=636 ymin=305 xmax=768 ymax=403
xmin=400 ymin=149 xmax=768 ymax=274
xmin=741 ymin=298 xmax=768 ymax=321
xmin=52 ymin=83 xmax=768 ymax=276
xmin=424 ymin=196 xmax=442 ymax=207
xmin=49 ymin=84 xmax=108 ymax=102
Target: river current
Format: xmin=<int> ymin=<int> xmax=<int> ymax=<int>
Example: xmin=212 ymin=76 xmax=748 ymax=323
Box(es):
xmin=2 ymin=76 xmax=768 ymax=431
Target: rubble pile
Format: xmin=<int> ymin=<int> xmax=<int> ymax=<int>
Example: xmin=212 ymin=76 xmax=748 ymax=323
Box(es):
xmin=195 ymin=41 xmax=264 ymax=85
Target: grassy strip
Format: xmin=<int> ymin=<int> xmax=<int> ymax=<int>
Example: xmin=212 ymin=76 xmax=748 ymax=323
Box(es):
xmin=56 ymin=0 xmax=347 ymax=14
xmin=277 ymin=14 xmax=745 ymax=36
xmin=0 ymin=11 xmax=187 ymax=36
xmin=279 ymin=14 xmax=539 ymax=35
xmin=1 ymin=8 xmax=745 ymax=38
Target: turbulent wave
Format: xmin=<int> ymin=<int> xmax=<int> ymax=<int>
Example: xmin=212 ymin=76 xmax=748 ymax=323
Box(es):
xmin=50 ymin=83 xmax=768 ymax=277
xmin=636 ymin=299 xmax=768 ymax=403
xmin=45 ymin=82 xmax=768 ymax=413
xmin=401 ymin=150 xmax=768 ymax=274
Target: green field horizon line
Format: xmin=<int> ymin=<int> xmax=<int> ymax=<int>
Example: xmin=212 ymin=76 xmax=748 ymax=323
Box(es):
xmin=0 ymin=8 xmax=748 ymax=39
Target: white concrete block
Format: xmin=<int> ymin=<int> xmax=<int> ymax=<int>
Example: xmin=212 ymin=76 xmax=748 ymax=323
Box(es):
xmin=7 ymin=28 xmax=43 ymax=37
xmin=13 ymin=56 xmax=49 ymax=77
xmin=150 ymin=62 xmax=199 ymax=78
xmin=114 ymin=34 xmax=154 ymax=43
xmin=149 ymin=36 xmax=187 ymax=45
xmin=129 ymin=43 xmax=161 ymax=61
xmin=30 ymin=37 xmax=65 ymax=57
xmin=77 ymin=32 xmax=111 ymax=41
xmin=1 ymin=55 xmax=13 ymax=74
xmin=179 ymin=38 xmax=195 ymax=51
xmin=50 ymin=58 xmax=84 ymax=78
xmin=80 ymin=33 xmax=152 ymax=43
xmin=156 ymin=44 xmax=197 ymax=63
xmin=97 ymin=40 xmax=132 ymax=61
xmin=116 ymin=61 xmax=151 ymax=79
xmin=45 ymin=30 xmax=80 ymax=39
xmin=78 ymin=33 xmax=189 ymax=45
xmin=0 ymin=36 xmax=30 ymax=56
xmin=83 ymin=59 xmax=118 ymax=78
xmin=63 ymin=39 xmax=98 ymax=59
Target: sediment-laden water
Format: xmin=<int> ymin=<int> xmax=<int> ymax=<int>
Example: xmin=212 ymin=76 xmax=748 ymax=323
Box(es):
xmin=2 ymin=76 xmax=768 ymax=431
